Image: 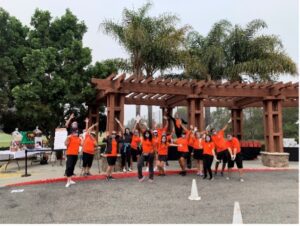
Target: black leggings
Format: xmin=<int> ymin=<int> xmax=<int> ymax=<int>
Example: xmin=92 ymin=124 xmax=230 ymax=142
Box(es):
xmin=66 ymin=155 xmax=78 ymax=177
xmin=138 ymin=153 xmax=154 ymax=179
xmin=203 ymin=154 xmax=213 ymax=178
xmin=82 ymin=152 xmax=94 ymax=168
xmin=121 ymin=143 xmax=131 ymax=168
xmin=187 ymin=146 xmax=193 ymax=168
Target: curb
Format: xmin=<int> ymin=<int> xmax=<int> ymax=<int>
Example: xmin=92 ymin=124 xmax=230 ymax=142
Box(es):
xmin=5 ymin=167 xmax=297 ymax=187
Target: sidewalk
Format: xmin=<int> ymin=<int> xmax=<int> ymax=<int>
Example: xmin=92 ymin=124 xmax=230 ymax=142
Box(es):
xmin=0 ymin=156 xmax=298 ymax=187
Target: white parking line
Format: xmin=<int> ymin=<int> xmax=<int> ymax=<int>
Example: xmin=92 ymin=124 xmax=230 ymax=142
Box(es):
xmin=233 ymin=201 xmax=243 ymax=224
xmin=11 ymin=189 xmax=24 ymax=193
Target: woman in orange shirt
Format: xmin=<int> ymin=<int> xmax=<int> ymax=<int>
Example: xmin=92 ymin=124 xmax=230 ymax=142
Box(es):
xmin=103 ymin=131 xmax=121 ymax=181
xmin=193 ymin=131 xmax=206 ymax=176
xmin=175 ymin=125 xmax=190 ymax=176
xmin=201 ymin=135 xmax=218 ymax=180
xmin=82 ymin=123 xmax=98 ymax=176
xmin=130 ymin=129 xmax=142 ymax=165
xmin=137 ymin=130 xmax=155 ymax=182
xmin=64 ymin=128 xmax=82 ymax=187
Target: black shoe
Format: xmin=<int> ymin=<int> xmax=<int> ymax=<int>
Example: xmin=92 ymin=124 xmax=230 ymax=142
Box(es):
xmin=209 ymin=177 xmax=214 ymax=181
xmin=203 ymin=176 xmax=207 ymax=179
xmin=179 ymin=171 xmax=183 ymax=175
xmin=181 ymin=171 xmax=187 ymax=176
xmin=221 ymin=172 xmax=224 ymax=177
xmin=161 ymin=173 xmax=166 ymax=176
xmin=106 ymin=176 xmax=110 ymax=181
xmin=109 ymin=176 xmax=116 ymax=181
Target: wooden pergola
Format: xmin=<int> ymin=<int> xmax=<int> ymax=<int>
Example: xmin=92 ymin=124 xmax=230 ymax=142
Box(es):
xmin=89 ymin=74 xmax=299 ymax=167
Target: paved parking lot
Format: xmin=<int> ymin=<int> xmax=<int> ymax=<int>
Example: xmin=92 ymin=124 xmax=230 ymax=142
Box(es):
xmin=0 ymin=170 xmax=298 ymax=224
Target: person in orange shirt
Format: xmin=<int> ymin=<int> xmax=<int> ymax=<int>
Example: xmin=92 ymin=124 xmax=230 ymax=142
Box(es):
xmin=131 ymin=129 xmax=142 ymax=165
xmin=157 ymin=135 xmax=178 ymax=176
xmin=64 ymin=128 xmax=82 ymax=187
xmin=103 ymin=131 xmax=121 ymax=181
xmin=137 ymin=130 xmax=155 ymax=182
xmin=175 ymin=125 xmax=190 ymax=176
xmin=201 ymin=135 xmax=218 ymax=180
xmin=193 ymin=131 xmax=206 ymax=176
xmin=82 ymin=123 xmax=98 ymax=176
xmin=187 ymin=125 xmax=196 ymax=169
xmin=226 ymin=134 xmax=244 ymax=182
xmin=211 ymin=119 xmax=232 ymax=176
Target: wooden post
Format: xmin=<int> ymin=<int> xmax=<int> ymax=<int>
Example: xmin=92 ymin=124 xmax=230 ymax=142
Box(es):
xmin=231 ymin=108 xmax=243 ymax=140
xmin=88 ymin=104 xmax=100 ymax=141
xmin=106 ymin=93 xmax=125 ymax=134
xmin=188 ymin=96 xmax=204 ymax=131
xmin=263 ymin=97 xmax=284 ymax=153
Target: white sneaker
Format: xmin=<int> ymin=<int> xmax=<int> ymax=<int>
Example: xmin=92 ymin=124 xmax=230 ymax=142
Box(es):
xmin=163 ymin=166 xmax=166 ymax=171
xmin=128 ymin=168 xmax=132 ymax=172
xmin=70 ymin=180 xmax=76 ymax=185
xmin=154 ymin=167 xmax=157 ymax=172
xmin=240 ymin=178 xmax=244 ymax=182
xmin=123 ymin=168 xmax=127 ymax=173
xmin=148 ymin=179 xmax=154 ymax=183
xmin=226 ymin=177 xmax=230 ymax=180
xmin=65 ymin=182 xmax=71 ymax=188
xmin=146 ymin=167 xmax=149 ymax=172
xmin=139 ymin=176 xmax=146 ymax=182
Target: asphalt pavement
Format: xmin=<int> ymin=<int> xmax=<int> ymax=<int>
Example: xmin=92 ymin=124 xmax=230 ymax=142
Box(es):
xmin=0 ymin=170 xmax=298 ymax=224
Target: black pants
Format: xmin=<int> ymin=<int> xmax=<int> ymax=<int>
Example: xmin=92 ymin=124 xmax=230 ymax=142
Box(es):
xmin=203 ymin=154 xmax=213 ymax=178
xmin=66 ymin=155 xmax=78 ymax=177
xmin=121 ymin=143 xmax=131 ymax=168
xmin=187 ymin=146 xmax=193 ymax=168
xmin=138 ymin=153 xmax=154 ymax=179
xmin=82 ymin=152 xmax=94 ymax=168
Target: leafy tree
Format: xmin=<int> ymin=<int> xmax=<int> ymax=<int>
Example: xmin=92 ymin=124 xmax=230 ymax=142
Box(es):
xmin=101 ymin=3 xmax=189 ymax=123
xmin=0 ymin=8 xmax=30 ymax=122
xmin=6 ymin=9 xmax=117 ymax=147
xmin=282 ymin=107 xmax=299 ymax=141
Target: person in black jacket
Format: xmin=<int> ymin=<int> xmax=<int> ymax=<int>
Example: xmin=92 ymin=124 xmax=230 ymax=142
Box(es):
xmin=167 ymin=110 xmax=188 ymax=138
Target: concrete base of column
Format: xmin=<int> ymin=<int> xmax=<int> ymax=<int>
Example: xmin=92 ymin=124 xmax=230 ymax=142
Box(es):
xmin=261 ymin=152 xmax=289 ymax=167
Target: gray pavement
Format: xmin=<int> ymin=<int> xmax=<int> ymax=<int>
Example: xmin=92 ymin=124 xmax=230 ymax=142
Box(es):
xmin=0 ymin=170 xmax=298 ymax=224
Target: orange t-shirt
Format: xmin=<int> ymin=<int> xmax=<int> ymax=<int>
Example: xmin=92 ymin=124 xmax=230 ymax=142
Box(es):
xmin=130 ymin=135 xmax=141 ymax=150
xmin=107 ymin=139 xmax=118 ymax=157
xmin=193 ymin=138 xmax=203 ymax=150
xmin=201 ymin=141 xmax=215 ymax=156
xmin=66 ymin=135 xmax=81 ymax=155
xmin=157 ymin=127 xmax=167 ymax=137
xmin=175 ymin=119 xmax=181 ymax=128
xmin=176 ymin=137 xmax=189 ymax=152
xmin=227 ymin=137 xmax=241 ymax=154
xmin=211 ymin=130 xmax=228 ymax=152
xmin=83 ymin=133 xmax=96 ymax=154
xmin=152 ymin=136 xmax=159 ymax=151
xmin=142 ymin=139 xmax=154 ymax=154
xmin=158 ymin=143 xmax=169 ymax=156
xmin=188 ymin=134 xmax=195 ymax=147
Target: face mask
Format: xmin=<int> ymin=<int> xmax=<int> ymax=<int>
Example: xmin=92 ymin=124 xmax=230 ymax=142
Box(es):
xmin=162 ymin=138 xmax=166 ymax=142
xmin=111 ymin=134 xmax=116 ymax=139
xmin=213 ymin=131 xmax=216 ymax=135
xmin=71 ymin=122 xmax=78 ymax=129
xmin=145 ymin=134 xmax=149 ymax=138
xmin=182 ymin=134 xmax=186 ymax=138
xmin=206 ymin=137 xmax=211 ymax=142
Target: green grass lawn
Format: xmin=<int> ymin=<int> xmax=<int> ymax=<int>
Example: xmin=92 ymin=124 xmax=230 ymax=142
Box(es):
xmin=0 ymin=132 xmax=12 ymax=148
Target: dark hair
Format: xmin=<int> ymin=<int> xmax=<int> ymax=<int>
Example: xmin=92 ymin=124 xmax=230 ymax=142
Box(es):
xmin=210 ymin=128 xmax=216 ymax=133
xmin=124 ymin=128 xmax=130 ymax=134
xmin=161 ymin=135 xmax=167 ymax=144
xmin=205 ymin=134 xmax=212 ymax=142
xmin=143 ymin=130 xmax=152 ymax=141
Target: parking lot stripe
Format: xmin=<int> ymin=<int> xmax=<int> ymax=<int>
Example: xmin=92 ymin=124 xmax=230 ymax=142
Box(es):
xmin=233 ymin=201 xmax=243 ymax=224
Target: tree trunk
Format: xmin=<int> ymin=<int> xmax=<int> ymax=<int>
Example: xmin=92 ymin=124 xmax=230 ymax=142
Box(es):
xmin=148 ymin=105 xmax=153 ymax=129
xmin=205 ymin=107 xmax=211 ymax=128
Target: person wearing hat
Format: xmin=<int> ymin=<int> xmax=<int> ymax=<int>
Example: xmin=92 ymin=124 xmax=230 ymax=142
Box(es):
xmin=103 ymin=130 xmax=121 ymax=181
xmin=64 ymin=127 xmax=82 ymax=187
xmin=82 ymin=122 xmax=98 ymax=176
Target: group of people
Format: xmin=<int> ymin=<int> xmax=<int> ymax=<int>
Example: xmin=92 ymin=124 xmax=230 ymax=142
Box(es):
xmin=63 ymin=111 xmax=244 ymax=188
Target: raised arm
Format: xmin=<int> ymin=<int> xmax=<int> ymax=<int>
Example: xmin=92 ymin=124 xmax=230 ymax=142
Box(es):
xmin=65 ymin=113 xmax=74 ymax=128
xmin=115 ymin=118 xmax=125 ymax=134
xmin=84 ymin=117 xmax=89 ymax=131
xmin=222 ymin=118 xmax=232 ymax=131
xmin=86 ymin=123 xmax=98 ymax=133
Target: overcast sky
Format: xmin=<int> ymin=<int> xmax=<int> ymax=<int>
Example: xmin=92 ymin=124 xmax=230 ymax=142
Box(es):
xmin=0 ymin=0 xmax=299 ymax=124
